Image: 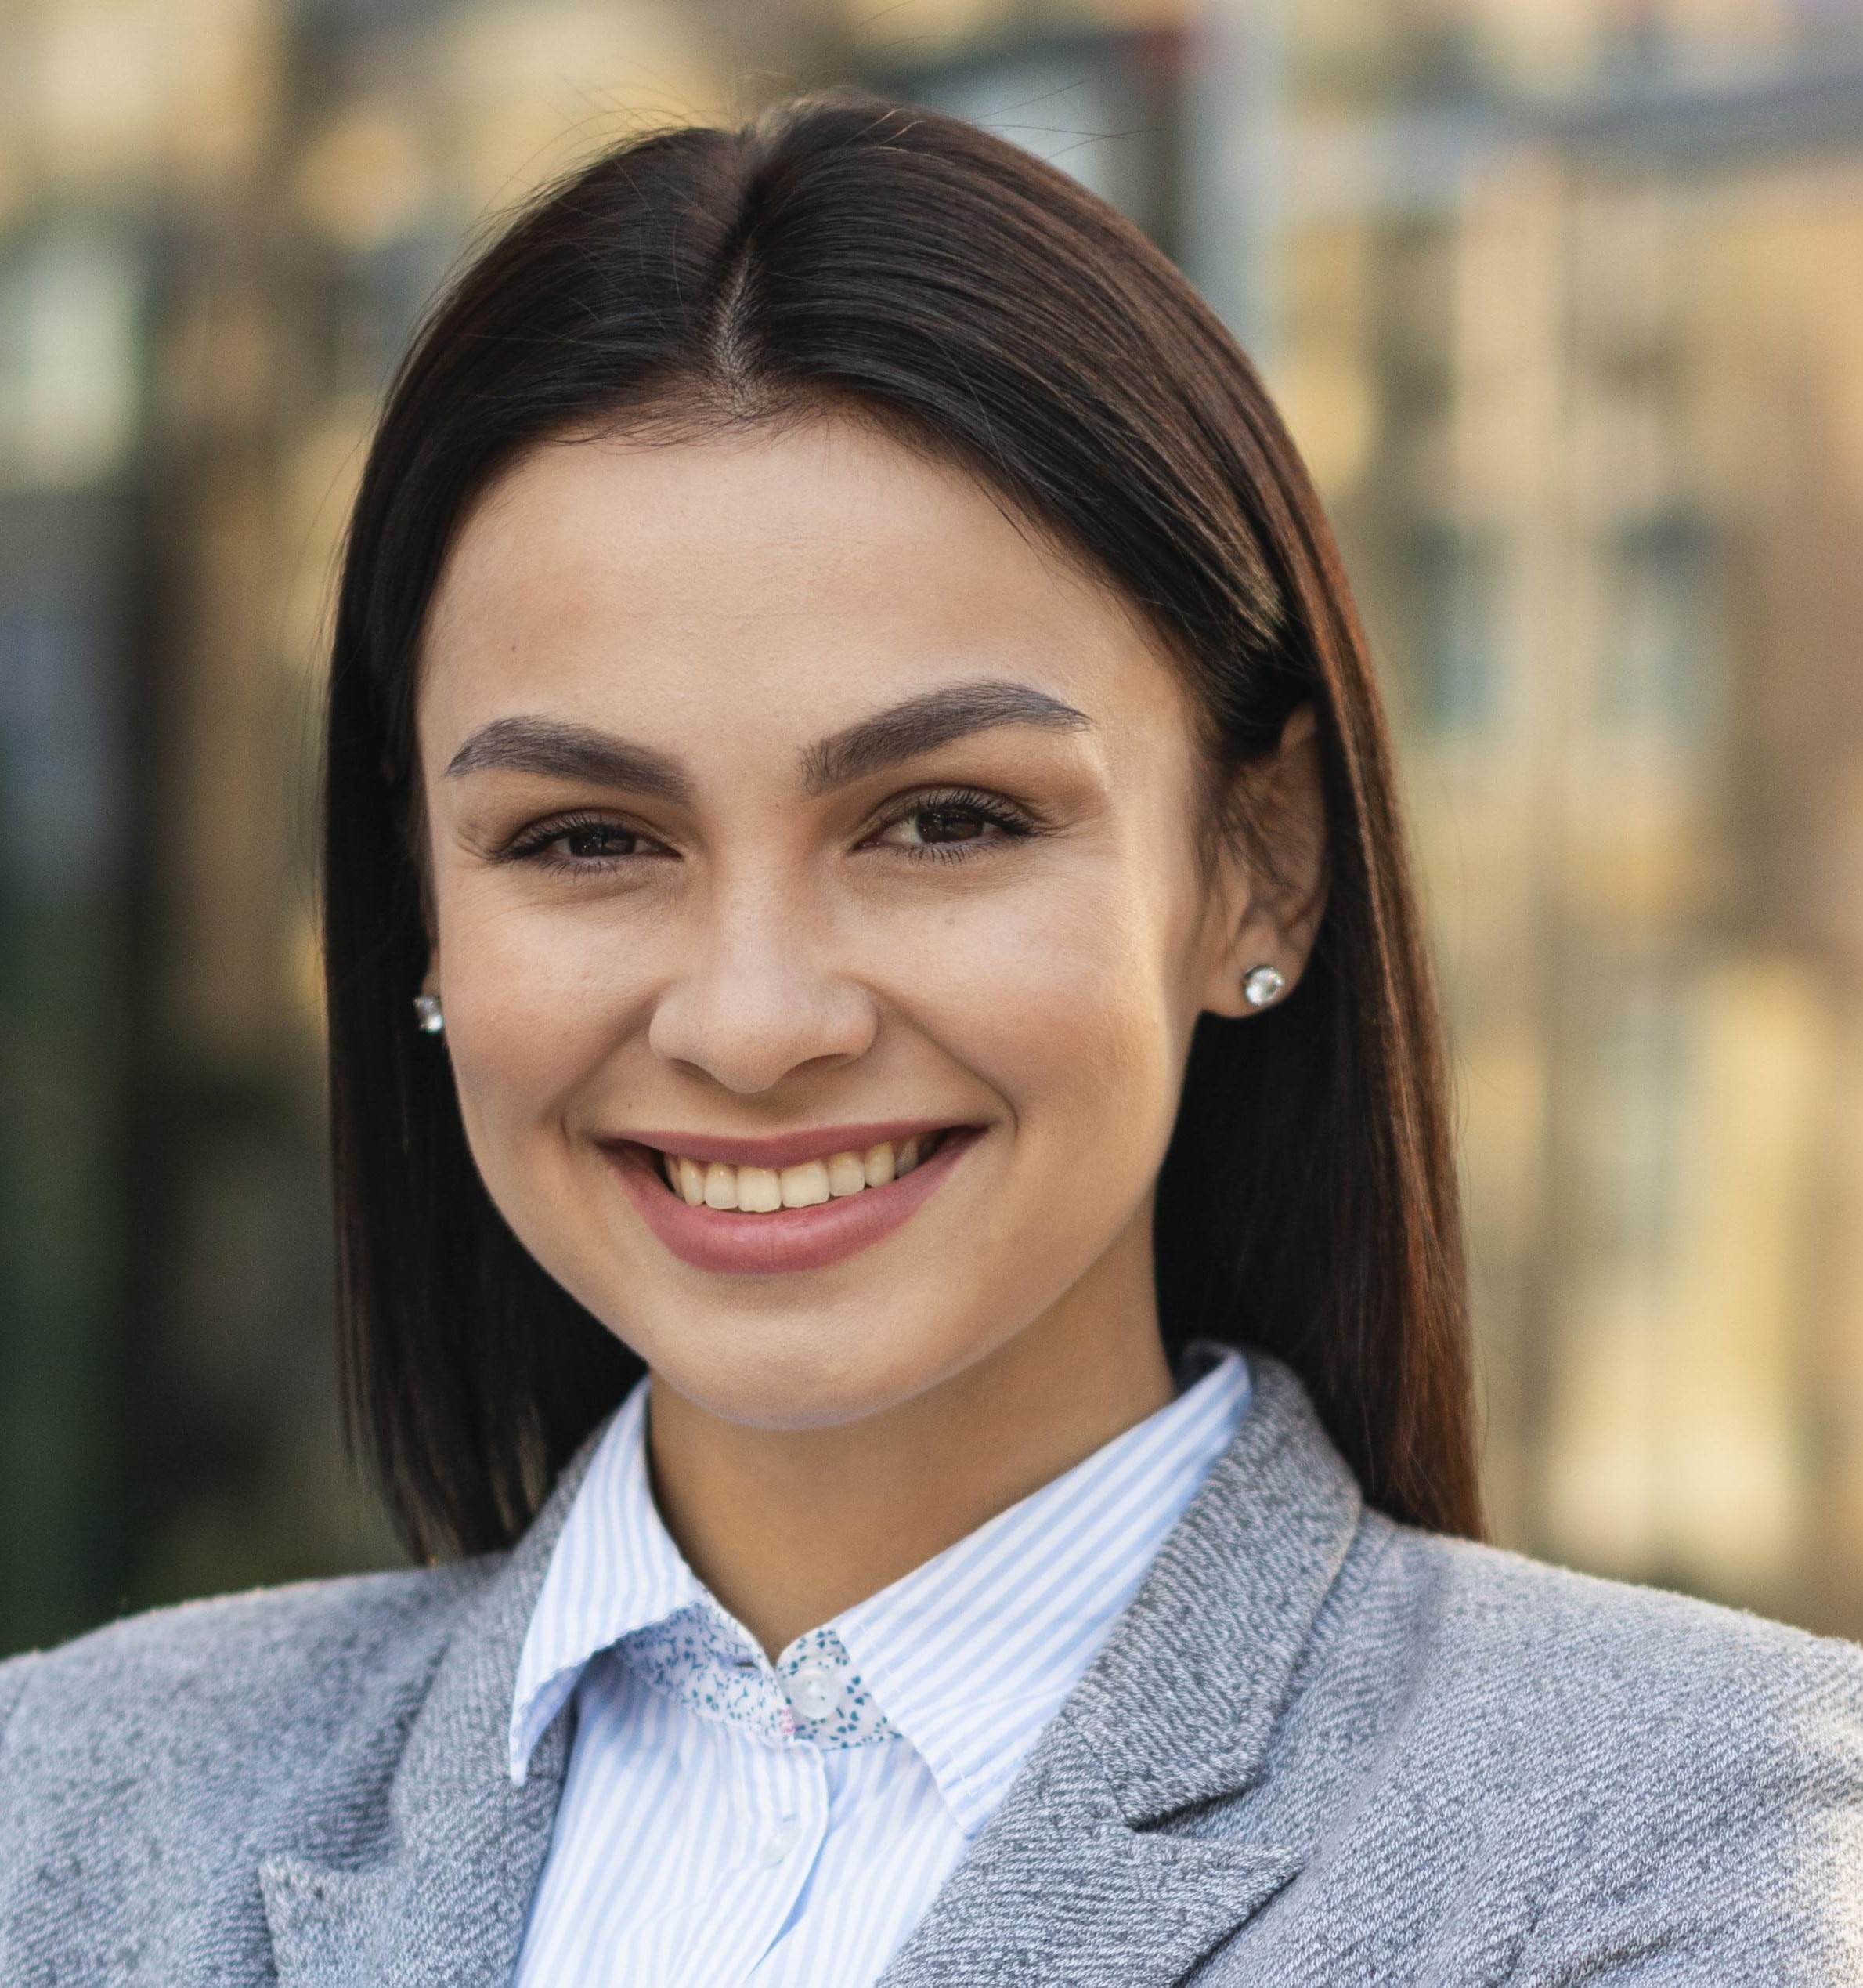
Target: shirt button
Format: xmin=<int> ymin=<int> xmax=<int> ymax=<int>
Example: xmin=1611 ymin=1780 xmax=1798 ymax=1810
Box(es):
xmin=787 ymin=1662 xmax=839 ymax=1722
xmin=757 ymin=1818 xmax=803 ymax=1867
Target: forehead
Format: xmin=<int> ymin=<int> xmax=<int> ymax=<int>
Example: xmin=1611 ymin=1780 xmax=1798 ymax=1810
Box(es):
xmin=417 ymin=414 xmax=1187 ymax=761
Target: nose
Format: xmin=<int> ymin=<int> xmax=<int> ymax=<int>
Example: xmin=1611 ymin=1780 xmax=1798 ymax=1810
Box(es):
xmin=646 ymin=884 xmax=879 ymax=1095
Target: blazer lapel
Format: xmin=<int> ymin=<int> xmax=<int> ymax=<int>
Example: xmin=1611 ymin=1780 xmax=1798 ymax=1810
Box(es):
xmin=258 ymin=1427 xmax=607 ymax=1988
xmin=869 ymin=1722 xmax=1302 ymax=1988
xmin=877 ymin=1356 xmax=1363 ymax=1988
xmin=256 ymin=1357 xmax=1362 ymax=1988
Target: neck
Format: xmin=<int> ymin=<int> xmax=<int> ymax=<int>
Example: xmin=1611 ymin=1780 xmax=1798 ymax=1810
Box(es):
xmin=644 ymin=1222 xmax=1174 ymax=1658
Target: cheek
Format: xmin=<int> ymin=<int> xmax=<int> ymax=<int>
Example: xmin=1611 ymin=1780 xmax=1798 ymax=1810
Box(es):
xmin=436 ymin=884 xmax=648 ymax=1138
xmin=884 ymin=860 xmax=1197 ymax=1152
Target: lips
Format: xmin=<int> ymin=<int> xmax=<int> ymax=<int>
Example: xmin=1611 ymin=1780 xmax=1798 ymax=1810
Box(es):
xmin=603 ymin=1124 xmax=980 ymax=1276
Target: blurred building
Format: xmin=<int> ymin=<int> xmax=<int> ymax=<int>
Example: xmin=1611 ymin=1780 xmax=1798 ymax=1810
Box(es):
xmin=1262 ymin=9 xmax=1863 ymax=1631
xmin=3 ymin=0 xmax=1862 ymax=1653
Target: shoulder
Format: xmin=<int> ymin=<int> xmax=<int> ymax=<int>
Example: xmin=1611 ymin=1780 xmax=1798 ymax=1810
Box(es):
xmin=2 ymin=1558 xmax=493 ymax=1749
xmin=0 ymin=1562 xmax=497 ymax=1883
xmin=1381 ymin=1508 xmax=1853 ymax=1650
xmin=1376 ymin=1517 xmax=1863 ymax=1763
xmin=1305 ymin=1517 xmax=1863 ymax=1975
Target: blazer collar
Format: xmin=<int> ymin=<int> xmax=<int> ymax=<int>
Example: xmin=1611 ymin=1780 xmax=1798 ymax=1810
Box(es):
xmin=258 ymin=1418 xmax=611 ymax=1988
xmin=875 ymin=1354 xmax=1365 ymax=1988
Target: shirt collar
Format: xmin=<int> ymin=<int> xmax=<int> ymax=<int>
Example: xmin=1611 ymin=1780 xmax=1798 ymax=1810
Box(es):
xmin=508 ymin=1383 xmax=702 ymax=1778
xmin=508 ymin=1344 xmax=1251 ymax=1824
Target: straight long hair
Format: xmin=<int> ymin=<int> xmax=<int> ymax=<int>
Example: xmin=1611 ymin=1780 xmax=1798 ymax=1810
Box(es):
xmin=324 ymin=92 xmax=1483 ymax=1560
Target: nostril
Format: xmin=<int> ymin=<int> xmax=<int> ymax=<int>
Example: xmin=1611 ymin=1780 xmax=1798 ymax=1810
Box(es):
xmin=644 ymin=973 xmax=883 ymax=1096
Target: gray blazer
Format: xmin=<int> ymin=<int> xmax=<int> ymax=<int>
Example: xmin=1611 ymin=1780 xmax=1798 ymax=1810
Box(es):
xmin=4 ymin=1356 xmax=1862 ymax=1986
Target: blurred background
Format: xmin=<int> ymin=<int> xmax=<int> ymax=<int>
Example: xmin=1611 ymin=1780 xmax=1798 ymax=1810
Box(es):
xmin=4 ymin=0 xmax=1863 ymax=1657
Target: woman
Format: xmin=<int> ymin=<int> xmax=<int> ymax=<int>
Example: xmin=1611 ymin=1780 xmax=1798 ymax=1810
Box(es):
xmin=3 ymin=92 xmax=1859 ymax=1986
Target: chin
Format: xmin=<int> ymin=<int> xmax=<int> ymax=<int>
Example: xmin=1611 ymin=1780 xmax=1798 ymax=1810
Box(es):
xmin=637 ymin=1305 xmax=990 ymax=1433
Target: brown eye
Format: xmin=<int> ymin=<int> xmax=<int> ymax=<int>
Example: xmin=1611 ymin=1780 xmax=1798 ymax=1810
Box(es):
xmin=912 ymin=807 xmax=992 ymax=846
xmin=561 ymin=823 xmax=640 ymax=858
xmin=500 ymin=813 xmax=670 ymax=871
xmin=870 ymin=790 xmax=1031 ymax=856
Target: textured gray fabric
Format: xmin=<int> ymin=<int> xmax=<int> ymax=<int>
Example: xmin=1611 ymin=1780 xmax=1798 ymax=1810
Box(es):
xmin=3 ymin=1356 xmax=1861 ymax=1986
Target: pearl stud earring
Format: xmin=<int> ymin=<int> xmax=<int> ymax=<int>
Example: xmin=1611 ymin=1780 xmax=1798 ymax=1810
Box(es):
xmin=1242 ymin=964 xmax=1285 ymax=1009
xmin=413 ymin=993 xmax=445 ymax=1036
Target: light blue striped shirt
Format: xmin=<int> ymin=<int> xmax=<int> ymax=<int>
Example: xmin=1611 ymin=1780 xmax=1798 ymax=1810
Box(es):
xmin=507 ymin=1344 xmax=1251 ymax=1985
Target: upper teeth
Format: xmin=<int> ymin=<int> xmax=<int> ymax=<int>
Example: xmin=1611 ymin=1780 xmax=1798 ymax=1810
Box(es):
xmin=662 ymin=1138 xmax=923 ymax=1211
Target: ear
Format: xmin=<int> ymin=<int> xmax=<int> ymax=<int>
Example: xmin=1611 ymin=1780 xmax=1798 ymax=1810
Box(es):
xmin=1198 ymin=702 xmax=1330 ymax=1020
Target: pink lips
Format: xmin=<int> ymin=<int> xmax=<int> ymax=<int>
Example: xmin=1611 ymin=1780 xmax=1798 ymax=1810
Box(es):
xmin=605 ymin=1126 xmax=978 ymax=1277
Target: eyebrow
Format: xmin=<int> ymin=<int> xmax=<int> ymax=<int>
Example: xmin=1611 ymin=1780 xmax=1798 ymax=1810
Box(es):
xmin=442 ymin=679 xmax=1092 ymax=806
xmin=800 ymin=680 xmax=1092 ymax=794
xmin=443 ymin=717 xmax=694 ymax=804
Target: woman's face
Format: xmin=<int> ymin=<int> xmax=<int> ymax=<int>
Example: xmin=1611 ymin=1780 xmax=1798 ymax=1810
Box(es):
xmin=416 ymin=415 xmax=1321 ymax=1432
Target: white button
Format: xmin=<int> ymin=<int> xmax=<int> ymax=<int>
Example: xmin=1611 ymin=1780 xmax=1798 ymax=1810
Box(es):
xmin=757 ymin=1818 xmax=803 ymax=1867
xmin=787 ymin=1662 xmax=839 ymax=1722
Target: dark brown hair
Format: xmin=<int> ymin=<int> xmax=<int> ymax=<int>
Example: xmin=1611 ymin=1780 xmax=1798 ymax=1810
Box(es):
xmin=325 ymin=90 xmax=1482 ymax=1560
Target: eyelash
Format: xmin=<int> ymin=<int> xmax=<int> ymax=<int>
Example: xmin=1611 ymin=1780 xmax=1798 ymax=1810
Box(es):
xmin=863 ymin=786 xmax=1039 ymax=862
xmin=496 ymin=789 xmax=1039 ymax=876
xmin=498 ymin=812 xmax=665 ymax=875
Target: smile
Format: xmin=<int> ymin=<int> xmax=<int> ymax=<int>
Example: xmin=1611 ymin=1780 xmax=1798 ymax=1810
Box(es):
xmin=657 ymin=1131 xmax=943 ymax=1211
xmin=602 ymin=1123 xmax=978 ymax=1276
